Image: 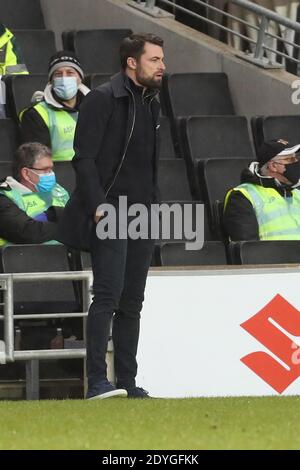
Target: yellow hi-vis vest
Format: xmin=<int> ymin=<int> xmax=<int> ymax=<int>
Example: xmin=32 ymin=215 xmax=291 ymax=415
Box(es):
xmin=0 ymin=184 xmax=69 ymax=247
xmin=33 ymin=101 xmax=77 ymax=161
xmin=225 ymin=183 xmax=300 ymax=240
xmin=0 ymin=27 xmax=28 ymax=75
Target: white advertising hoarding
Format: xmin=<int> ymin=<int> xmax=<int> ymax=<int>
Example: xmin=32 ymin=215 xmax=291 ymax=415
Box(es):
xmin=137 ymin=267 xmax=300 ymax=397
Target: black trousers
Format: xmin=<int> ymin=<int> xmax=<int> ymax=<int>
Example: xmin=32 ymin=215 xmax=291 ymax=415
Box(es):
xmin=87 ymin=229 xmax=155 ymax=391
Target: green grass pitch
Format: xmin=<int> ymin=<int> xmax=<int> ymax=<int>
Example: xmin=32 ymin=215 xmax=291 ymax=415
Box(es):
xmin=1 ymin=396 xmax=300 ymax=450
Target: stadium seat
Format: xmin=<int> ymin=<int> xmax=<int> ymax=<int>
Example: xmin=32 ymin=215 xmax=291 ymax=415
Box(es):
xmin=228 ymin=240 xmax=300 ymax=265
xmin=54 ymin=162 xmax=76 ymax=195
xmin=158 ymin=159 xmax=193 ymax=200
xmin=0 ymin=0 xmax=45 ymax=29
xmin=80 ymin=252 xmax=92 ymax=271
xmin=181 ymin=116 xmax=254 ymax=197
xmin=64 ymin=29 xmax=132 ymax=74
xmin=251 ymin=115 xmax=300 ymax=153
xmin=162 ymin=73 xmax=235 ymax=119
xmin=201 ymin=158 xmax=252 ymax=233
xmin=159 ymin=116 xmax=177 ymax=159
xmin=0 ymin=244 xmax=80 ymax=316
xmin=158 ymin=241 xmax=227 ymax=266
xmin=181 ymin=115 xmax=254 ymax=162
xmin=4 ymin=74 xmax=48 ymax=121
xmin=0 ymin=119 xmax=19 ymax=161
xmin=154 ymin=200 xmax=205 ymax=244
xmin=12 ymin=30 xmax=57 ymax=74
xmin=0 ymin=161 xmax=13 ymax=180
xmin=88 ymin=73 xmax=112 ymax=89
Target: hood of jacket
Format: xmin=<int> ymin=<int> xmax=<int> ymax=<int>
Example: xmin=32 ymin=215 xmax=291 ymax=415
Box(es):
xmin=240 ymin=161 xmax=294 ymax=197
xmin=31 ymin=82 xmax=90 ymax=111
xmin=0 ymin=176 xmax=33 ymax=194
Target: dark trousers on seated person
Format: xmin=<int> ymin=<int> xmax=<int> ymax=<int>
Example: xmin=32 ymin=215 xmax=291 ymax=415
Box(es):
xmin=87 ymin=230 xmax=155 ymax=391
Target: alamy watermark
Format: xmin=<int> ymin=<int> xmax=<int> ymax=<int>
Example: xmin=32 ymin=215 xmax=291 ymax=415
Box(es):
xmin=291 ymin=80 xmax=300 ymax=104
xmin=95 ymin=196 xmax=204 ymax=250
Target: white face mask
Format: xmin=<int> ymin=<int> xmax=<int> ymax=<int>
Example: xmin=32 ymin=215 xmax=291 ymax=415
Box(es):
xmin=53 ymin=76 xmax=78 ymax=100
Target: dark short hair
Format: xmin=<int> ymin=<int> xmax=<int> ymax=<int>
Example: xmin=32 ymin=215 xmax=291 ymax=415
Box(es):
xmin=120 ymin=33 xmax=164 ymax=70
xmin=13 ymin=142 xmax=52 ymax=180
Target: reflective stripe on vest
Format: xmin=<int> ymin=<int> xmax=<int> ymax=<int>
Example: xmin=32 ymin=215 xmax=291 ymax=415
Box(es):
xmin=34 ymin=101 xmax=78 ymax=161
xmin=0 ymin=184 xmax=69 ymax=246
xmin=0 ymin=28 xmax=28 ymax=75
xmin=230 ymin=183 xmax=300 ymax=240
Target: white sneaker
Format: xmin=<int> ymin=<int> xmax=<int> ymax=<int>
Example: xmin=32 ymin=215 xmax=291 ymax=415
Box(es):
xmin=87 ymin=388 xmax=128 ymax=400
xmin=86 ymin=381 xmax=128 ymax=400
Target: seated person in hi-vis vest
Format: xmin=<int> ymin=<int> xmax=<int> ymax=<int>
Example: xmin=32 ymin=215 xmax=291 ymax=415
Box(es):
xmin=0 ymin=142 xmax=69 ymax=246
xmin=0 ymin=23 xmax=28 ymax=75
xmin=224 ymin=139 xmax=300 ymax=241
xmin=20 ymin=51 xmax=90 ymax=162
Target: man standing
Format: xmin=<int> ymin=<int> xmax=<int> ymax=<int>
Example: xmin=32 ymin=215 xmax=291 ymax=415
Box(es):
xmin=59 ymin=33 xmax=165 ymax=399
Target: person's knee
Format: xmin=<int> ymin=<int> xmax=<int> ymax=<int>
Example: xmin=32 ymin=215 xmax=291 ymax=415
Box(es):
xmin=116 ymin=298 xmax=143 ymax=320
xmin=90 ymin=291 xmax=120 ymax=316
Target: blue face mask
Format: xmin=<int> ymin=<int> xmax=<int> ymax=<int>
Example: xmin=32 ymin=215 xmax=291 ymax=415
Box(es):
xmin=31 ymin=170 xmax=57 ymax=193
xmin=53 ymin=76 xmax=78 ymax=100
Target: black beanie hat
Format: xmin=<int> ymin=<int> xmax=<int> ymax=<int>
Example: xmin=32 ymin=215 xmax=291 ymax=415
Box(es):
xmin=257 ymin=139 xmax=300 ymax=167
xmin=48 ymin=50 xmax=84 ymax=79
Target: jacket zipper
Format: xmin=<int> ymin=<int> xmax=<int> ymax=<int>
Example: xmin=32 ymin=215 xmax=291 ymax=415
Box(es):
xmin=105 ymin=85 xmax=136 ymax=198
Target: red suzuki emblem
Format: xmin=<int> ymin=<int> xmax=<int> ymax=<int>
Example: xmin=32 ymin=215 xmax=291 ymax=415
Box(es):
xmin=241 ymin=294 xmax=300 ymax=393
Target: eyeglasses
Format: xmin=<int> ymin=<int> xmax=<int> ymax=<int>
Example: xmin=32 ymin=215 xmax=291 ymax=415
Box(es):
xmin=27 ymin=167 xmax=53 ymax=174
xmin=273 ymin=156 xmax=299 ymax=165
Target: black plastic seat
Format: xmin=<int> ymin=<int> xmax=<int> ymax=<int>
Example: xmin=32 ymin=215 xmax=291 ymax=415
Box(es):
xmin=0 ymin=0 xmax=45 ymax=29
xmin=64 ymin=29 xmax=132 ymax=74
xmin=163 ymin=73 xmax=235 ymax=119
xmin=158 ymin=159 xmax=193 ymax=200
xmin=182 ymin=116 xmax=254 ymax=162
xmin=88 ymin=73 xmax=112 ymax=89
xmin=229 ymin=240 xmax=300 ymax=265
xmin=159 ymin=116 xmax=177 ymax=159
xmin=158 ymin=241 xmax=227 ymax=266
xmin=12 ymin=30 xmax=56 ymax=74
xmin=201 ymin=158 xmax=252 ymax=233
xmin=0 ymin=119 xmax=19 ymax=161
xmin=4 ymin=74 xmax=47 ymax=120
xmin=80 ymin=252 xmax=92 ymax=271
xmin=54 ymin=162 xmax=76 ymax=195
xmin=0 ymin=161 xmax=13 ymax=180
xmin=0 ymin=244 xmax=80 ymax=315
xmin=251 ymin=115 xmax=300 ymax=153
xmin=181 ymin=116 xmax=254 ymax=197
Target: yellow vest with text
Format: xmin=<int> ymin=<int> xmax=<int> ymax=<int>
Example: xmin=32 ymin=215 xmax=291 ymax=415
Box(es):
xmin=0 ymin=184 xmax=68 ymax=247
xmin=0 ymin=27 xmax=28 ymax=75
xmin=32 ymin=101 xmax=77 ymax=161
xmin=225 ymin=183 xmax=300 ymax=240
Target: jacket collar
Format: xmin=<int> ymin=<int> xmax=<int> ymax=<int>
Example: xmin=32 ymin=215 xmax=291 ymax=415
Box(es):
xmin=110 ymin=71 xmax=159 ymax=102
xmin=4 ymin=176 xmax=33 ymax=194
xmin=242 ymin=161 xmax=294 ymax=197
xmin=110 ymin=72 xmax=130 ymax=98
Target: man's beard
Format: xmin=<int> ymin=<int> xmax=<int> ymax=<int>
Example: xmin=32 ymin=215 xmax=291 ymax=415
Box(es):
xmin=136 ymin=68 xmax=162 ymax=89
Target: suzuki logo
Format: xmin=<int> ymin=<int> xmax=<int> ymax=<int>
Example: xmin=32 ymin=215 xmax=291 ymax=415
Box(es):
xmin=241 ymin=294 xmax=300 ymax=393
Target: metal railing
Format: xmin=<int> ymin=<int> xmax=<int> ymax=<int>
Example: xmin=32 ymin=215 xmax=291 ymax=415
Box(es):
xmin=0 ymin=271 xmax=93 ymax=399
xmin=128 ymin=0 xmax=300 ymax=71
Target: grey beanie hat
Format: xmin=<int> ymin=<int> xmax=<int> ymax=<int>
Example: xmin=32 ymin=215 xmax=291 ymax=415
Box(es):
xmin=48 ymin=50 xmax=84 ymax=79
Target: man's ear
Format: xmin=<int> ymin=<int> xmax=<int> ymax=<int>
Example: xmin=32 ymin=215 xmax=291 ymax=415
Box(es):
xmin=268 ymin=161 xmax=275 ymax=171
xmin=21 ymin=167 xmax=30 ymax=183
xmin=127 ymin=57 xmax=137 ymax=70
